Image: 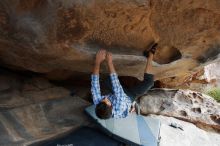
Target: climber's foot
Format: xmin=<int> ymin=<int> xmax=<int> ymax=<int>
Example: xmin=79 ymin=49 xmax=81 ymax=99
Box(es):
xmin=143 ymin=43 xmax=158 ymax=58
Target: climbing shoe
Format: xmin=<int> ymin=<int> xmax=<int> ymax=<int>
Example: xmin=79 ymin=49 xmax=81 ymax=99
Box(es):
xmin=143 ymin=43 xmax=158 ymax=57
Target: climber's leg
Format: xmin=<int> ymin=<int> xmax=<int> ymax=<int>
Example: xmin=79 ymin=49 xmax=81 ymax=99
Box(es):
xmin=127 ymin=52 xmax=155 ymax=114
xmin=128 ymin=52 xmax=154 ymax=99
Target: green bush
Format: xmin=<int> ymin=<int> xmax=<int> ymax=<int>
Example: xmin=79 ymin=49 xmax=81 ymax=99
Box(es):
xmin=207 ymin=88 xmax=220 ymax=102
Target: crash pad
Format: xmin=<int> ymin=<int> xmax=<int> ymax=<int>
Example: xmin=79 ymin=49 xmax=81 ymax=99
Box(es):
xmin=85 ymin=105 xmax=161 ymax=146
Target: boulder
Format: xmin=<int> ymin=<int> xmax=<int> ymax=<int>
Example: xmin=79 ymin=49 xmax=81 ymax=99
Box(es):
xmin=0 ymin=69 xmax=91 ymax=146
xmin=0 ymin=0 xmax=220 ymax=86
xmin=0 ymin=68 xmax=219 ymax=145
xmin=0 ymin=69 xmax=70 ymax=109
xmin=140 ymin=88 xmax=220 ymax=132
xmin=0 ymin=96 xmax=91 ymax=146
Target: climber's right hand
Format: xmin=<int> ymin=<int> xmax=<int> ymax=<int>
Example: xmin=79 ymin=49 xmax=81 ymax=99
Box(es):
xmin=95 ymin=49 xmax=106 ymax=64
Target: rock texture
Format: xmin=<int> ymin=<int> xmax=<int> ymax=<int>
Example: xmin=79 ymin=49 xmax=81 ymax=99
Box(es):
xmin=0 ymin=0 xmax=220 ymax=85
xmin=0 ymin=70 xmax=70 ymax=109
xmin=140 ymin=89 xmax=220 ymax=132
xmin=0 ymin=69 xmax=92 ymax=146
xmin=186 ymin=60 xmax=220 ymax=92
xmin=157 ymin=59 xmax=220 ymax=90
xmin=0 ymin=68 xmax=219 ymax=145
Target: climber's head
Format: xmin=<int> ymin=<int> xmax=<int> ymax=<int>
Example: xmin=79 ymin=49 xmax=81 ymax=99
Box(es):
xmin=95 ymin=97 xmax=112 ymax=119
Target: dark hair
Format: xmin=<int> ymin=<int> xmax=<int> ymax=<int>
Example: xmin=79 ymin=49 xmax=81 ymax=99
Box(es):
xmin=95 ymin=102 xmax=112 ymax=119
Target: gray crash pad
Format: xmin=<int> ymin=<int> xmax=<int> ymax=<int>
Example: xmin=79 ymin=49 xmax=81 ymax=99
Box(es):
xmin=85 ymin=105 xmax=161 ymax=146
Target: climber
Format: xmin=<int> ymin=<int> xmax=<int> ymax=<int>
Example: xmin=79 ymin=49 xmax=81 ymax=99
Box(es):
xmin=91 ymin=44 xmax=157 ymax=119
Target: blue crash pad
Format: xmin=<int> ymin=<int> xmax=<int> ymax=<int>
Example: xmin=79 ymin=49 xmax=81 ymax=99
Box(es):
xmin=85 ymin=105 xmax=161 ymax=146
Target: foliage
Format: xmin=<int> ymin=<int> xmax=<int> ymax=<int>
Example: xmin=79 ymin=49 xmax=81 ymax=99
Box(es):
xmin=207 ymin=88 xmax=220 ymax=102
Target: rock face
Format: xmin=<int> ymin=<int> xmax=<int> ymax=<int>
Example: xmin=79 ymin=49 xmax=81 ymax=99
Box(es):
xmin=0 ymin=68 xmax=219 ymax=145
xmin=186 ymin=61 xmax=220 ymax=92
xmin=0 ymin=0 xmax=220 ymax=85
xmin=0 ymin=68 xmax=92 ymax=146
xmin=140 ymin=89 xmax=220 ymax=132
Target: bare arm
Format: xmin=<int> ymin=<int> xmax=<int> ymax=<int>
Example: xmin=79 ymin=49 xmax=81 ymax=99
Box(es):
xmin=106 ymin=52 xmax=116 ymax=73
xmin=107 ymin=60 xmax=116 ymax=74
xmin=93 ymin=62 xmax=100 ymax=75
xmin=92 ymin=49 xmax=106 ymax=75
xmin=106 ymin=52 xmax=126 ymax=97
xmin=91 ymin=50 xmax=106 ymax=104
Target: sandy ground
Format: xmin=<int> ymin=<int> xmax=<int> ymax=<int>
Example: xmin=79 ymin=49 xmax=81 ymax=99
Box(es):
xmin=151 ymin=115 xmax=220 ymax=146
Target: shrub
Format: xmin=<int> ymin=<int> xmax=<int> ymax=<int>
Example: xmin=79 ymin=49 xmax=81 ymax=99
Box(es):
xmin=206 ymin=88 xmax=220 ymax=102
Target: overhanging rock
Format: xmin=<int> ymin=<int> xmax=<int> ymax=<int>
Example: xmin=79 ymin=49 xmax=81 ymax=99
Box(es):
xmin=0 ymin=0 xmax=220 ymax=86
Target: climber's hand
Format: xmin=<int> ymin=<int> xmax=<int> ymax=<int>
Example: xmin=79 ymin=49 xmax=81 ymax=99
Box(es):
xmin=95 ymin=49 xmax=106 ymax=64
xmin=129 ymin=105 xmax=136 ymax=113
xmin=106 ymin=52 xmax=113 ymax=65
